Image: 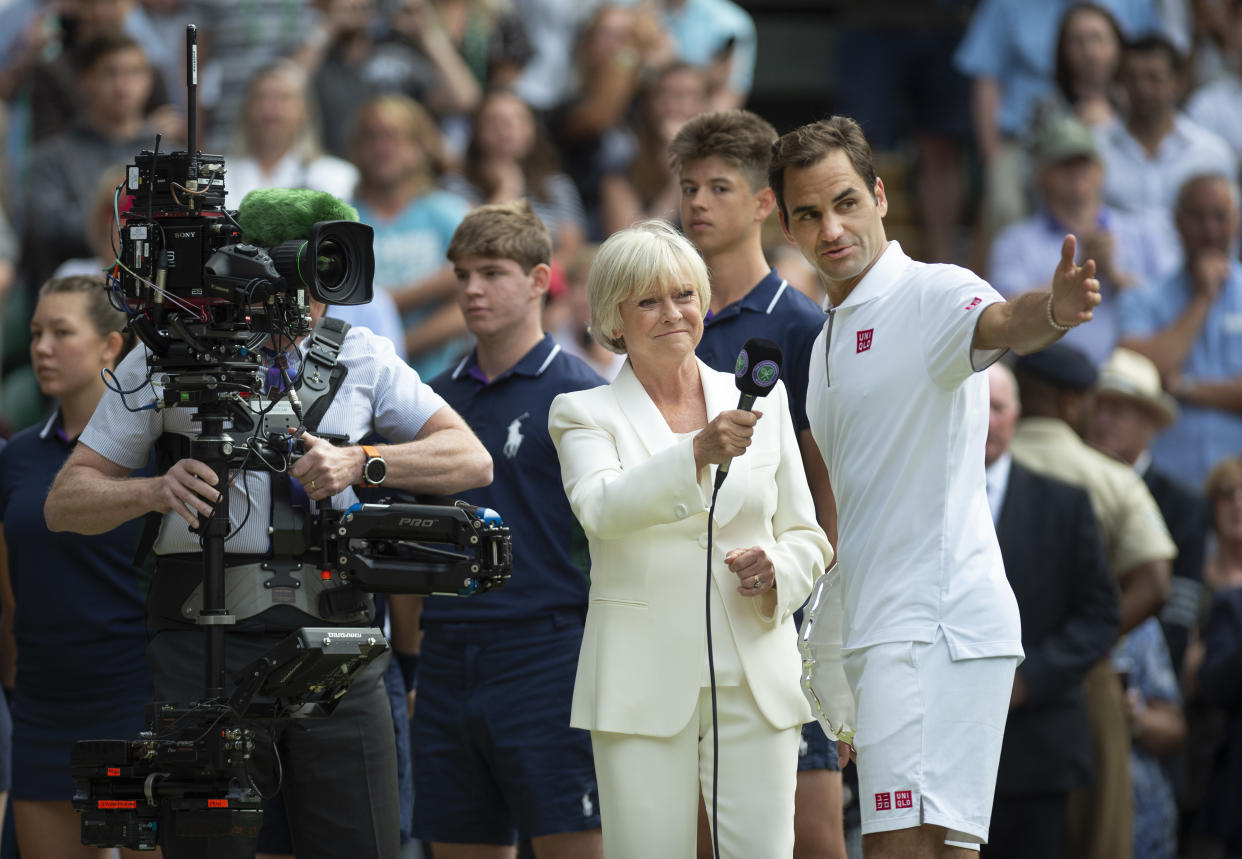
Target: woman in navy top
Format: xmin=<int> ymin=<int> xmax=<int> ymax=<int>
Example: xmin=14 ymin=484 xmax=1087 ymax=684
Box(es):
xmin=0 ymin=274 xmax=151 ymax=858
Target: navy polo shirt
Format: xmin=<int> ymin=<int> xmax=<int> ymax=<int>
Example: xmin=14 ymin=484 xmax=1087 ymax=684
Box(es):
xmin=696 ymin=269 xmax=827 ymax=431
xmin=422 ymin=334 xmax=607 ymax=624
xmin=0 ymin=411 xmax=151 ymax=694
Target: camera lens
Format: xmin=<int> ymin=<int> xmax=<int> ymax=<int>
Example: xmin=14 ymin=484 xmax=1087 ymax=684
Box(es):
xmin=317 ymin=239 xmax=347 ymax=290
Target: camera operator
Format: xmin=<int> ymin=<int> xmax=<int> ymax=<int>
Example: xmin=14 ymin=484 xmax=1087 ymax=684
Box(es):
xmin=42 ymin=232 xmax=493 ymax=858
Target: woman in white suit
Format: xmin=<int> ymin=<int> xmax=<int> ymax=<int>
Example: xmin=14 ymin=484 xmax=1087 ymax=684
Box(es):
xmin=548 ymin=221 xmax=833 ymax=857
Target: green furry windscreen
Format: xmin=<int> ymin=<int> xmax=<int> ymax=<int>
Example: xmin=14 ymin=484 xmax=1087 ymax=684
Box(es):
xmin=236 ymin=188 xmax=360 ymax=247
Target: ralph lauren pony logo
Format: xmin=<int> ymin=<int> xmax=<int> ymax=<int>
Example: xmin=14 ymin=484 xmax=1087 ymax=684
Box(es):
xmin=856 ymin=328 xmax=874 ymax=354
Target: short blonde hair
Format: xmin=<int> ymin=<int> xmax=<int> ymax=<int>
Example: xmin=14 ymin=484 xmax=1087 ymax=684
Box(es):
xmin=588 ymin=220 xmax=710 ymax=354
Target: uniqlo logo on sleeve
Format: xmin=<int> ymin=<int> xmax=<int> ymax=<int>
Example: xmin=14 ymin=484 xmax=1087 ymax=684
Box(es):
xmin=856 ymin=328 xmax=874 ymax=353
xmin=875 ymin=792 xmax=892 ymax=811
xmin=895 ymin=790 xmax=913 ymax=809
xmin=965 ymin=296 xmax=982 ymax=311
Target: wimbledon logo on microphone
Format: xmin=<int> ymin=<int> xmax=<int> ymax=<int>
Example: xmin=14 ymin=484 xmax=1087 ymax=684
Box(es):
xmin=735 ymin=347 xmax=779 ymax=389
xmin=753 ymin=362 xmax=778 ymax=387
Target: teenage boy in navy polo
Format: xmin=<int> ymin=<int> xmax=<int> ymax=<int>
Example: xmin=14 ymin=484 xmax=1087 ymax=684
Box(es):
xmin=413 ymin=200 xmax=606 ymax=858
xmin=669 ymin=109 xmax=844 ymax=859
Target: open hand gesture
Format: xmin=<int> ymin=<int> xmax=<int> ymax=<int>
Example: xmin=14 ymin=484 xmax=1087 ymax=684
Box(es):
xmin=1050 ymin=234 xmax=1102 ymax=328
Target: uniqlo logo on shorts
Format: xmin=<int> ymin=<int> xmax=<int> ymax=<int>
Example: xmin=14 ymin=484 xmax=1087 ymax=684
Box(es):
xmin=895 ymin=790 xmax=913 ymax=809
xmin=874 ymin=792 xmax=892 ymax=811
xmin=856 ymin=328 xmax=874 ymax=353
xmin=965 ymin=296 xmax=982 ymax=311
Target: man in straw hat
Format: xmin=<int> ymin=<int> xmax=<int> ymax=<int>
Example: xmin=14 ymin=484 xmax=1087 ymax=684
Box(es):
xmin=1088 ymin=347 xmax=1210 ymax=679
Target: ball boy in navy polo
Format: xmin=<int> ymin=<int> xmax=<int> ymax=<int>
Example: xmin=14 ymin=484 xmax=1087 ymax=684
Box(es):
xmin=669 ymin=109 xmax=843 ymax=857
xmin=412 ymin=200 xmax=606 ymax=857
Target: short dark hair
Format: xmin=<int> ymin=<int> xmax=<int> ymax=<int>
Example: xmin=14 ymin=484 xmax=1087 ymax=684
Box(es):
xmin=769 ymin=116 xmax=877 ymax=220
xmin=1123 ymin=31 xmax=1184 ymax=74
xmin=668 ymin=110 xmax=778 ymax=192
xmin=446 ymin=199 xmax=552 ymax=273
xmin=73 ymin=33 xmax=148 ymax=76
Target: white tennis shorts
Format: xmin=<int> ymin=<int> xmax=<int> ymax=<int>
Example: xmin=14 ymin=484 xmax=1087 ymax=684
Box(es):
xmin=843 ymin=628 xmax=1017 ymax=846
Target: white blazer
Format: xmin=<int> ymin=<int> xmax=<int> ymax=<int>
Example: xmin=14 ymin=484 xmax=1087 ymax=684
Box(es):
xmin=549 ymin=358 xmax=833 ymax=737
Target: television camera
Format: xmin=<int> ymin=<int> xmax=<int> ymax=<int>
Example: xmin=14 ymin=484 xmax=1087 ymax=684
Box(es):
xmin=74 ymin=24 xmax=513 ymax=853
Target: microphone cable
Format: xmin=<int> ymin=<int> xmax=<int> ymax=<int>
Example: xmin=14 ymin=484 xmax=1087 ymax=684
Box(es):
xmin=705 ymin=480 xmax=722 ymax=859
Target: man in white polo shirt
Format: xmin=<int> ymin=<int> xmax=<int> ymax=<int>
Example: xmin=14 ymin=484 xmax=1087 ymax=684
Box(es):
xmin=770 ymin=116 xmax=1101 ymax=858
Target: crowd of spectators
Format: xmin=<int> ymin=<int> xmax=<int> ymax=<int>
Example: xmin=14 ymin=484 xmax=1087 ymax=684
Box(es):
xmin=1 ymin=0 xmax=1242 ymax=857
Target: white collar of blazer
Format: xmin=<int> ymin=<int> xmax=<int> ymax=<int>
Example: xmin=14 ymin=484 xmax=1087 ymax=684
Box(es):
xmin=611 ymin=356 xmax=750 ymax=528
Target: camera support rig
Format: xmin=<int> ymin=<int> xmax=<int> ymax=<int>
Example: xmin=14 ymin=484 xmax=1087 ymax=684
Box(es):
xmin=71 ymin=23 xmax=513 ymax=854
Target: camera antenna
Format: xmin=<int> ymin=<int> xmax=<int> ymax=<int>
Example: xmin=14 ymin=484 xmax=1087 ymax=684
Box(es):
xmin=186 ymin=24 xmax=198 ymax=211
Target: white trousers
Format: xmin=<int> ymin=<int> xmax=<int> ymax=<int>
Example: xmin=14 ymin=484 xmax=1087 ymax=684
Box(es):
xmin=591 ymin=683 xmax=800 ymax=858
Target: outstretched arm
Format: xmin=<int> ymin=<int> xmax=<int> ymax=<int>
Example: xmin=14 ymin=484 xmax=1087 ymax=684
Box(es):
xmin=974 ymin=234 xmax=1101 ymax=354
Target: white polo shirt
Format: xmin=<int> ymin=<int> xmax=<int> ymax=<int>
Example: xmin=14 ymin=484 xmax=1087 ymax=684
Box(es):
xmin=806 ymin=241 xmax=1022 ymax=660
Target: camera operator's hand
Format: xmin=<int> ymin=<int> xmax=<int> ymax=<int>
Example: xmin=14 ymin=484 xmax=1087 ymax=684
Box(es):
xmin=289 ymin=432 xmax=365 ymax=502
xmin=152 ymin=459 xmax=222 ymax=526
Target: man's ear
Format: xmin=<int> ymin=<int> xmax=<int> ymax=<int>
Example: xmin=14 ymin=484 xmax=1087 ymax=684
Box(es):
xmin=755 ymin=186 xmax=777 ymax=222
xmin=530 ymin=262 xmax=552 ymax=298
xmin=874 ymin=177 xmax=889 ymax=219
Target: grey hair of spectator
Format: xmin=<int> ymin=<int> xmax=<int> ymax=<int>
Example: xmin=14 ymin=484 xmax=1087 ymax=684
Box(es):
xmin=1175 ymin=172 xmax=1242 ymax=216
xmin=587 ymin=219 xmax=710 ymax=355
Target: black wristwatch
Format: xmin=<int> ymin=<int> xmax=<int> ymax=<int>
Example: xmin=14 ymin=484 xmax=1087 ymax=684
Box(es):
xmin=360 ymin=444 xmax=387 ymax=487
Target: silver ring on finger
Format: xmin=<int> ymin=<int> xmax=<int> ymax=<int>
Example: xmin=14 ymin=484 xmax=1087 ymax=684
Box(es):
xmin=751 ymin=575 xmax=761 ymax=589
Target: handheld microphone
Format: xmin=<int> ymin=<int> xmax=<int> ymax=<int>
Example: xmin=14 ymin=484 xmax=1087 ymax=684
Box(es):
xmin=714 ymin=337 xmax=782 ymax=489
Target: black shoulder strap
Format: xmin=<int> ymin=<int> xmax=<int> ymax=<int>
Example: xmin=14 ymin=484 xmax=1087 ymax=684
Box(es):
xmin=298 ymin=316 xmax=351 ymax=432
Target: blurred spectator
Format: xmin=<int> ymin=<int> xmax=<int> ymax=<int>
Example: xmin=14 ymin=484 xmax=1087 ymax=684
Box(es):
xmin=509 ymin=0 xmax=602 ymax=111
xmin=1186 ymin=0 xmax=1242 ymax=163
xmin=52 ymin=165 xmax=129 ymax=279
xmin=0 ymin=274 xmax=151 ymax=859
xmin=188 ymin=0 xmax=327 ymax=150
xmin=832 ymin=0 xmax=974 ymax=264
xmin=1192 ymin=577 xmax=1242 ymax=856
xmin=597 ymin=62 xmax=707 ymax=236
xmin=982 ymin=361 xmax=1119 ymax=859
xmin=1096 ymin=35 xmax=1236 ymax=238
xmin=311 ymin=0 xmax=483 ymax=158
xmin=989 ymin=114 xmax=1176 ymax=367
xmin=1119 ymin=172 xmax=1242 ymax=488
xmin=650 ymin=0 xmax=755 ymax=111
xmin=140 ymin=0 xmax=194 ymax=113
xmin=1010 ymin=343 xmax=1176 ymax=859
xmin=550 ymin=3 xmax=662 ymax=239
xmin=954 ymin=0 xmax=1161 ymax=236
xmin=549 ymin=243 xmax=623 ymax=379
xmin=1036 ymin=4 xmax=1128 ymax=132
xmin=225 ymin=59 xmax=358 ymax=204
xmin=432 ymin=0 xmax=530 ymax=88
xmin=347 ymin=93 xmax=470 ymax=377
xmin=26 ymin=0 xmax=176 ymax=144
xmin=1116 ymin=617 xmax=1187 ymax=859
xmin=1203 ymin=455 xmax=1242 ymax=593
xmin=1089 ymin=347 xmax=1211 ymax=680
xmin=22 ymin=33 xmax=170 ymax=293
xmin=444 ymin=89 xmax=586 ymax=257
xmin=0 ymin=206 xmax=14 ymax=303
xmin=1183 ymin=453 xmax=1242 ymax=858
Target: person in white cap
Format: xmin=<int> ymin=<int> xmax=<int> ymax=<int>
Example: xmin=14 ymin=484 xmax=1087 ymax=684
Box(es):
xmin=1088 ymin=347 xmax=1211 ymax=679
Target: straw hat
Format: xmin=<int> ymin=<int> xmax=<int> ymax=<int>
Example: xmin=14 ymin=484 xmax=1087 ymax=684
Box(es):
xmin=1094 ymin=347 xmax=1179 ymax=428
